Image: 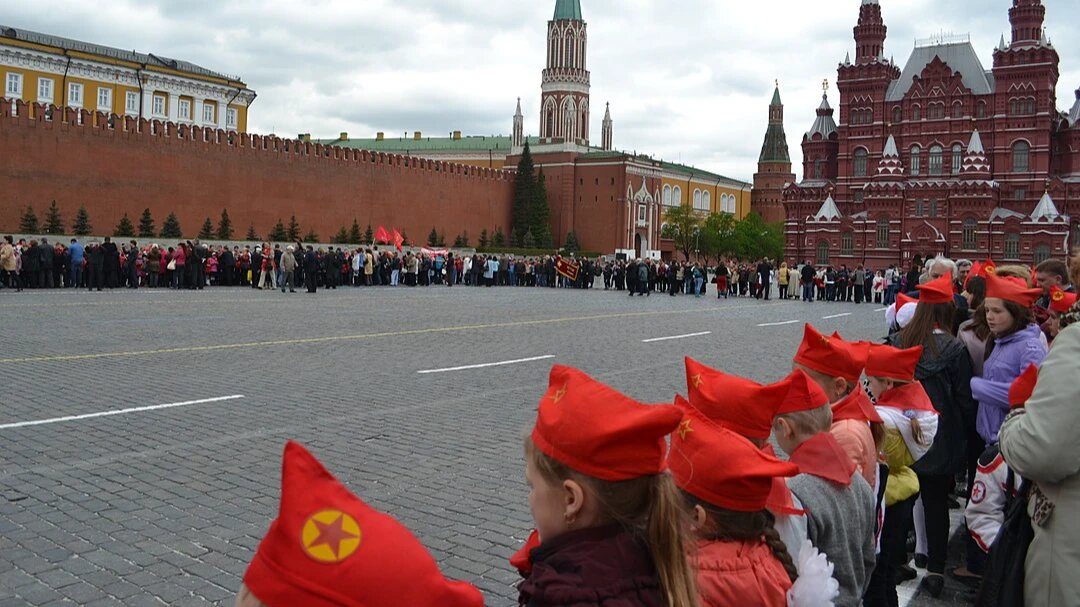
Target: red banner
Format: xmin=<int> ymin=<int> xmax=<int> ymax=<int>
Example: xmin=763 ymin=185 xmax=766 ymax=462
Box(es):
xmin=392 ymin=229 xmax=404 ymax=252
xmin=555 ymin=258 xmax=579 ymax=281
xmin=374 ymin=226 xmax=390 ymax=244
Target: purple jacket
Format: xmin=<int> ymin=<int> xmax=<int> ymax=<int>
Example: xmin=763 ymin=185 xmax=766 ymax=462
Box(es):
xmin=972 ymin=323 xmax=1047 ymax=444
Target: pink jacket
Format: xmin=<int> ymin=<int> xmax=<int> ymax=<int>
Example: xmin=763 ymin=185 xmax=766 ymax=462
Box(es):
xmin=831 ymin=419 xmax=878 ymax=489
xmin=692 ymin=539 xmax=791 ymax=607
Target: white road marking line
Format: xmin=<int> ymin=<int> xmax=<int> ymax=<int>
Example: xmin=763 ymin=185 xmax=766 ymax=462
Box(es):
xmin=876 ymin=307 xmax=889 ymax=312
xmin=641 ymin=331 xmax=712 ymax=343
xmin=417 ymin=355 xmax=555 ymax=374
xmin=757 ymin=320 xmax=801 ymax=327
xmin=822 ymin=313 xmax=853 ymax=320
xmin=0 ymin=395 xmax=245 ymax=430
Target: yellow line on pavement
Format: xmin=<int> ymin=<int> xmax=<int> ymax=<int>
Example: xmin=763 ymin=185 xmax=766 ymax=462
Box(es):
xmin=0 ymin=303 xmax=770 ymax=364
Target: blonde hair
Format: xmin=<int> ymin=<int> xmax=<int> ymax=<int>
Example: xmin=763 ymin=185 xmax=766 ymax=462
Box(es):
xmin=869 ymin=376 xmax=929 ymax=446
xmin=993 ymin=264 xmax=1032 ymax=284
xmin=776 ymin=403 xmax=833 ymax=438
xmin=525 ymin=440 xmax=699 ymax=607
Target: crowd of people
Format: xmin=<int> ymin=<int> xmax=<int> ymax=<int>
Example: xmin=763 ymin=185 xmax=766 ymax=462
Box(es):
xmin=227 ymin=251 xmax=1078 ymax=607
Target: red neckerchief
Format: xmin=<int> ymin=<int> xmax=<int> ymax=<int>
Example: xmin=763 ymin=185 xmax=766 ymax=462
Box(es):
xmin=763 ymin=444 xmax=805 ymax=516
xmin=788 ymin=433 xmax=856 ymax=486
xmin=832 ymin=388 xmax=883 ymax=424
xmin=509 ymin=529 xmax=541 ymax=576
xmin=875 ymin=382 xmax=936 ymax=415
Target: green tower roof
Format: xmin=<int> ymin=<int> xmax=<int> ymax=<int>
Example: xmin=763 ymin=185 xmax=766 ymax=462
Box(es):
xmin=553 ymin=0 xmax=583 ymax=21
xmin=771 ymin=86 xmax=782 ymax=106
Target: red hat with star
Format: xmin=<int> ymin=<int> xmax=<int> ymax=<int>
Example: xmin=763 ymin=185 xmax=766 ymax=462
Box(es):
xmin=865 ymin=344 xmax=924 ymax=382
xmin=916 ymin=274 xmax=955 ymax=305
xmin=1049 ymin=286 xmax=1078 ymax=314
xmin=531 ymin=365 xmax=683 ymax=482
xmin=1009 ymin=364 xmax=1040 ymax=409
xmin=793 ymin=324 xmax=865 ymax=383
xmin=965 ymin=259 xmax=996 ymax=290
xmin=669 ymin=405 xmax=800 ymax=512
xmin=775 ymin=369 xmax=831 ymax=415
xmin=683 ymin=357 xmax=792 ymax=441
xmin=896 ymin=291 xmax=917 ymax=309
xmin=984 ymin=272 xmax=1043 ymax=308
xmin=243 ymin=442 xmax=484 ymax=607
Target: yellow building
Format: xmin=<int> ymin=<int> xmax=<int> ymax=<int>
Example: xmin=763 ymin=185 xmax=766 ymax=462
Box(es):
xmin=0 ymin=25 xmax=254 ymax=131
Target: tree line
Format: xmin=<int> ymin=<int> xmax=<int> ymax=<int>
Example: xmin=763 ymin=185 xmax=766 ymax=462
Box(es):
xmin=662 ymin=205 xmax=784 ymax=263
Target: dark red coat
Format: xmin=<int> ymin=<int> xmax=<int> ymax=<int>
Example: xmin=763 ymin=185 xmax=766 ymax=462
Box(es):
xmin=517 ymin=525 xmax=664 ymax=607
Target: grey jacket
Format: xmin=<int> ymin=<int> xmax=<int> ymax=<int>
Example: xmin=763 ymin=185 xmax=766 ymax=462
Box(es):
xmin=999 ymin=324 xmax=1080 ymax=607
xmin=788 ymin=472 xmax=876 ymax=607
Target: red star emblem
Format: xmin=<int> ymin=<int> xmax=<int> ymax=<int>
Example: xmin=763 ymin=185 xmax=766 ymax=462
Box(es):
xmin=301 ymin=510 xmax=362 ymax=563
xmin=677 ymin=419 xmax=694 ymax=440
xmin=690 ymin=374 xmax=703 ymax=389
xmin=309 ymin=514 xmax=357 ymax=558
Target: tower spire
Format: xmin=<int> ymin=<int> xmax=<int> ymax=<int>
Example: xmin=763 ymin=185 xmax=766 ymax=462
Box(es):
xmin=854 ymin=0 xmax=887 ymax=64
xmin=601 ymin=102 xmax=613 ymax=151
xmin=1009 ymin=0 xmax=1046 ymax=46
xmin=512 ymin=97 xmax=524 ymax=148
xmin=540 ymin=0 xmax=590 ymax=143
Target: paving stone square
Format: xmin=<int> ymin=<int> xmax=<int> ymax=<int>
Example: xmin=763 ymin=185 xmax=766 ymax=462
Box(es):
xmin=0 ymin=286 xmax=971 ymax=605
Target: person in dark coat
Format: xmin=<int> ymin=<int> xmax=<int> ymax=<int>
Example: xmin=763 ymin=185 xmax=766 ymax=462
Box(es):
xmin=126 ymin=240 xmax=139 ymax=288
xmin=303 ymin=246 xmax=318 ymax=293
xmin=101 ymin=237 xmax=119 ymax=288
xmin=87 ymin=242 xmax=105 ymax=291
xmin=38 ymin=238 xmax=55 ymax=288
xmin=218 ymin=247 xmax=235 ymax=287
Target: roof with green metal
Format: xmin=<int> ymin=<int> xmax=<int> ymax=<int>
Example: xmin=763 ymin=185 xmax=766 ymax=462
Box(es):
xmin=578 ymin=151 xmax=750 ymax=186
xmin=771 ymin=86 xmax=782 ymax=106
xmin=313 ymin=135 xmax=541 ymax=153
xmin=553 ymin=0 xmax=583 ymax=21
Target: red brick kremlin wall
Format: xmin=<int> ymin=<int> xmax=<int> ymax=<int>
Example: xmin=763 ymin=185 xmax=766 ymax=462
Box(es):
xmin=0 ymin=100 xmax=513 ymax=243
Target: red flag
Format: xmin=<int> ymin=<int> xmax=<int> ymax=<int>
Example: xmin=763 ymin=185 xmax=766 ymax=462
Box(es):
xmin=555 ymin=257 xmax=579 ymax=281
xmin=392 ymin=229 xmax=404 ymax=252
xmin=374 ymin=226 xmax=390 ymax=244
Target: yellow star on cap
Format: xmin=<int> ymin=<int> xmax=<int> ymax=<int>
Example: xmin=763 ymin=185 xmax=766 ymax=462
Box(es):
xmin=677 ymin=419 xmax=694 ymax=440
xmin=691 ymin=374 xmax=703 ymax=389
xmin=550 ymin=385 xmax=568 ymax=403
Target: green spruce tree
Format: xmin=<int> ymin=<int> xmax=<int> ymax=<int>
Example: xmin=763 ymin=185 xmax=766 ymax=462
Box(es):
xmin=427 ymin=227 xmax=439 ymax=247
xmin=304 ymin=228 xmax=319 ymax=243
xmin=287 ymin=215 xmax=301 ymax=241
xmin=364 ymin=224 xmax=374 ymax=243
xmin=564 ymin=231 xmax=581 ymax=253
xmin=511 ymin=141 xmax=537 ymax=245
xmin=198 ymin=217 xmax=215 ymax=239
xmin=43 ymin=201 xmax=64 ymax=234
xmin=114 ymin=213 xmax=135 ymax=237
xmin=348 ymin=219 xmax=363 ymax=245
xmin=160 ymin=212 xmax=182 ymax=238
xmin=479 ymin=228 xmax=489 ymax=248
xmin=72 ymin=205 xmax=92 ymax=236
xmin=216 ymin=208 xmax=234 ymax=240
xmin=246 ymin=224 xmax=260 ymax=241
xmin=531 ymin=168 xmax=552 ymax=246
xmin=493 ymin=227 xmax=505 ymax=247
xmin=437 ymin=230 xmax=446 ymax=247
xmin=268 ymin=220 xmax=287 ymax=242
xmin=333 ymin=226 xmax=349 ymax=244
xmin=138 ymin=208 xmax=156 ymax=237
xmin=522 ymin=230 xmax=536 ymax=249
xmin=19 ymin=205 xmax=39 ymax=234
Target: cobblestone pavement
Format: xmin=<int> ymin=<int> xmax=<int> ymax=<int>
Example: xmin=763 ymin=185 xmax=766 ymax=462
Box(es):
xmin=0 ymin=286 xmax=974 ymax=606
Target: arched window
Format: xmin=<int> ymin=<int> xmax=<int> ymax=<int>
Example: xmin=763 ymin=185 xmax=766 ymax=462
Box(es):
xmin=672 ymin=186 xmax=682 ymax=206
xmin=693 ymin=189 xmax=702 ymax=210
xmin=702 ymin=191 xmax=711 ymax=211
xmin=853 ymin=148 xmax=868 ymax=177
xmin=841 ymin=232 xmax=854 ymax=256
xmin=915 ymin=200 xmax=925 ymax=217
xmin=1004 ymin=232 xmax=1020 ymax=258
xmin=952 ymin=144 xmax=963 ymax=175
xmin=545 ymin=109 xmax=554 ymax=137
xmin=892 ymin=106 xmax=902 ymax=124
xmin=1033 ymin=244 xmax=1052 ymax=265
xmin=663 ymin=185 xmax=672 ymax=206
xmin=912 ymin=104 xmax=921 ymax=121
xmin=814 ymin=157 xmax=823 ymax=178
xmin=929 ymin=144 xmax=944 ymax=175
xmin=962 ymin=218 xmax=977 ymax=249
xmin=910 ymin=145 xmax=922 ymax=176
xmin=1012 ymin=141 xmax=1030 ymax=172
xmin=876 ymin=217 xmax=890 ymax=249
xmin=952 ymin=102 xmax=964 ymax=119
xmin=977 ymin=100 xmax=987 ymax=118
xmin=816 ymin=240 xmax=831 ymax=265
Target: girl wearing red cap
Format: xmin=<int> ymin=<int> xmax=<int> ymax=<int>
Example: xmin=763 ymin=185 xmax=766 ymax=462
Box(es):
xmin=520 ymin=365 xmax=697 ymax=607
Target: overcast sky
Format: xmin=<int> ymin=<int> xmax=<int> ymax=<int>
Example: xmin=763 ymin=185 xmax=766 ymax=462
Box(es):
xmin=8 ymin=0 xmax=1080 ymax=182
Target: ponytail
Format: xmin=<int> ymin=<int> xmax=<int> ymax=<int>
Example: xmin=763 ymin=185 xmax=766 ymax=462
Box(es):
xmin=647 ymin=474 xmax=699 ymax=607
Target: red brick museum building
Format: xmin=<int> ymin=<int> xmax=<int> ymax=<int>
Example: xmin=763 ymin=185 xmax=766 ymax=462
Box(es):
xmin=778 ymin=0 xmax=1079 ymax=267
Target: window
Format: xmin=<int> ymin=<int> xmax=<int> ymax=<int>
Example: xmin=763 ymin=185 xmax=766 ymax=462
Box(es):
xmin=152 ymin=94 xmax=165 ymax=116
xmin=929 ymin=103 xmax=945 ymax=120
xmin=5 ymin=72 xmax=22 ymax=98
xmin=1015 ymin=187 xmax=1028 ymax=201
xmin=977 ymin=101 xmax=987 ymax=118
xmin=68 ymin=82 xmax=83 ymax=107
xmin=37 ymin=77 xmax=54 ymax=103
xmin=915 ymin=200 xmax=924 ymax=217
xmin=853 ymin=148 xmax=868 ymax=177
xmin=952 ymin=144 xmax=963 ymax=175
xmin=202 ymin=103 xmax=215 ymax=124
xmin=1004 ymin=232 xmax=1020 ymax=258
xmin=842 ymin=232 xmax=854 ymax=256
xmin=876 ymin=218 xmax=890 ymax=249
xmin=912 ymin=104 xmax=921 ymax=120
xmin=178 ymin=99 xmax=191 ymax=120
xmin=816 ymin=240 xmax=831 ymax=265
xmin=702 ymin=191 xmax=711 ymax=211
xmin=663 ymin=185 xmax=672 ymax=207
xmin=226 ymin=107 xmax=237 ymax=129
xmin=910 ymin=145 xmax=922 ymax=176
xmin=892 ymin=106 xmax=902 ymax=124
xmin=952 ymin=102 xmax=964 ymax=119
xmin=672 ymin=186 xmax=682 ymax=206
xmin=97 ymin=88 xmax=112 ymax=112
xmin=637 ymin=204 xmax=647 ymax=224
xmin=693 ymin=189 xmax=703 ymax=210
xmin=1012 ymin=141 xmax=1030 ymax=172
xmin=1033 ymin=244 xmax=1051 ymax=265
xmin=929 ymin=144 xmax=943 ymax=175
xmin=929 ymin=199 xmax=938 ymax=218
xmin=853 ymin=190 xmax=864 ymax=204
xmin=125 ymin=91 xmax=139 ymax=114
xmin=814 ymin=158 xmax=823 ymax=178
xmin=962 ymin=218 xmax=977 ymax=249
